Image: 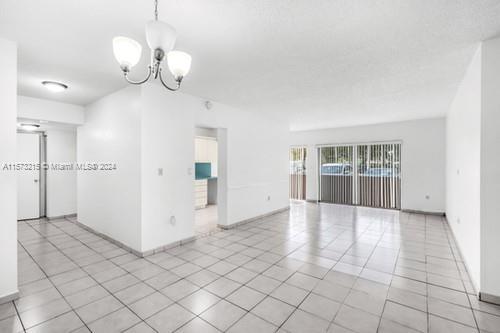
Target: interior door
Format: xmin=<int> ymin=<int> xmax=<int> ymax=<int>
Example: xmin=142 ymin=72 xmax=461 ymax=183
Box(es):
xmin=17 ymin=132 xmax=40 ymax=220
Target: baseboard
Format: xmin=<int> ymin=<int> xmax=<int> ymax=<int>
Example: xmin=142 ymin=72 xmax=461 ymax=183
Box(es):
xmin=47 ymin=213 xmax=77 ymax=220
xmin=72 ymin=219 xmax=197 ymax=258
xmin=444 ymin=217 xmax=480 ymax=295
xmin=0 ymin=291 xmax=19 ymax=305
xmin=72 ymin=220 xmax=144 ymax=257
xmin=479 ymin=292 xmax=500 ymax=306
xmin=218 ymin=206 xmax=290 ymax=230
xmin=141 ymin=236 xmax=197 ymax=257
xmin=401 ymin=209 xmax=445 ymax=216
xmin=71 ymin=206 xmax=290 ymax=256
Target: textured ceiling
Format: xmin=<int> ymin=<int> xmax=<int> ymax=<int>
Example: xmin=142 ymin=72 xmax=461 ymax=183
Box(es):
xmin=1 ymin=0 xmax=500 ymax=130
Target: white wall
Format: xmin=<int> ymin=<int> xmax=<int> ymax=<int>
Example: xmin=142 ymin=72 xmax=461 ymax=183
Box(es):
xmin=18 ymin=95 xmax=84 ymax=125
xmin=195 ymin=127 xmax=217 ymax=137
xmin=446 ymin=46 xmax=482 ymax=289
xmin=480 ymin=37 xmax=500 ymax=298
xmin=446 ymin=38 xmax=500 ymax=301
xmin=290 ymin=118 xmax=446 ymax=213
xmin=46 ymin=129 xmax=77 ymax=218
xmin=77 ymin=86 xmax=142 ymax=251
xmin=140 ymin=86 xmax=196 ymax=252
xmin=78 ymin=83 xmax=289 ymax=253
xmin=195 ymin=95 xmax=290 ymax=226
xmin=16 ymin=96 xmax=80 ymax=219
xmin=0 ymin=38 xmax=18 ymax=301
xmin=140 ymin=84 xmax=289 ymax=251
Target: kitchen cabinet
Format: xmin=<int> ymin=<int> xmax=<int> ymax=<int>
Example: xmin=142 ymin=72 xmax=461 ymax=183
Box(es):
xmin=194 ymin=136 xmax=217 ymax=209
xmin=195 ymin=179 xmax=208 ymax=209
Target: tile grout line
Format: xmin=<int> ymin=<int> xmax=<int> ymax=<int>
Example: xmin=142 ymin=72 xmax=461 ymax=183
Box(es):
xmin=15 ymin=205 xmax=495 ymax=333
xmin=16 ymin=236 xmax=93 ymax=333
xmin=12 ymin=300 xmax=27 ymax=333
xmin=441 ymin=215 xmax=481 ymax=332
xmin=23 ymin=218 xmax=159 ymax=333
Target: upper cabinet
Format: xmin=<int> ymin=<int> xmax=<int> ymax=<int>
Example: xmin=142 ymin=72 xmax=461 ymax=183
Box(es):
xmin=207 ymin=139 xmax=217 ymax=177
xmin=195 ymin=136 xmax=217 ymax=177
xmin=195 ymin=137 xmax=208 ymax=162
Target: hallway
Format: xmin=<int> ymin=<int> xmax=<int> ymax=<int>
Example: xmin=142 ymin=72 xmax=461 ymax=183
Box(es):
xmin=4 ymin=203 xmax=499 ymax=332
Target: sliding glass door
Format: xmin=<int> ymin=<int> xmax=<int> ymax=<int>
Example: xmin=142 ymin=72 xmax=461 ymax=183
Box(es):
xmin=289 ymin=147 xmax=307 ymax=200
xmin=357 ymin=143 xmax=401 ymax=209
xmin=319 ymin=146 xmax=354 ymax=204
xmin=319 ymin=142 xmax=401 ymax=209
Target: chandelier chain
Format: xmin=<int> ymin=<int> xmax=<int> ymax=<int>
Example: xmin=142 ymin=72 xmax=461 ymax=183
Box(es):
xmin=154 ymin=0 xmax=159 ymax=20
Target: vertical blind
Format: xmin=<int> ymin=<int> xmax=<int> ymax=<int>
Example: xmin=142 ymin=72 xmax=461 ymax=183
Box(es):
xmin=318 ymin=142 xmax=401 ymax=209
xmin=357 ymin=143 xmax=401 ymax=209
xmin=319 ymin=146 xmax=354 ymax=204
xmin=289 ymin=147 xmax=306 ymax=200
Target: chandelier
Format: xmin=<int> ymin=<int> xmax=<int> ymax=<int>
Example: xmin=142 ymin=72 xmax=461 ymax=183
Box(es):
xmin=112 ymin=0 xmax=192 ymax=91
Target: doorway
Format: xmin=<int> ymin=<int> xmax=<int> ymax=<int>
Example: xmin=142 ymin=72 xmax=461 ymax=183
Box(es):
xmin=17 ymin=131 xmax=46 ymax=220
xmin=319 ymin=142 xmax=401 ymax=209
xmin=194 ymin=128 xmax=218 ymax=235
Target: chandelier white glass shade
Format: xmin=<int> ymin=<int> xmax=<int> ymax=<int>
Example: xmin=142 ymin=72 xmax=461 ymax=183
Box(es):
xmin=145 ymin=20 xmax=176 ymax=52
xmin=112 ymin=37 xmax=142 ymax=70
xmin=112 ymin=0 xmax=191 ymax=91
xmin=167 ymin=51 xmax=192 ymax=80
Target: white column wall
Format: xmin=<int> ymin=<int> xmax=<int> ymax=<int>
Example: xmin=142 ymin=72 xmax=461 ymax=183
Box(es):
xmin=446 ymin=37 xmax=500 ymax=301
xmin=0 ymin=38 xmax=18 ymax=302
xmin=140 ymin=85 xmax=196 ymax=252
xmin=480 ymin=37 xmax=500 ymax=299
xmin=77 ymin=86 xmax=142 ymax=251
xmin=446 ymin=46 xmax=482 ymax=290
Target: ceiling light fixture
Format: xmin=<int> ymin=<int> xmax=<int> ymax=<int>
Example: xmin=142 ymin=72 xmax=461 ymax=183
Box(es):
xmin=18 ymin=123 xmax=41 ymax=131
xmin=112 ymin=0 xmax=192 ymax=91
xmin=41 ymin=81 xmax=68 ymax=92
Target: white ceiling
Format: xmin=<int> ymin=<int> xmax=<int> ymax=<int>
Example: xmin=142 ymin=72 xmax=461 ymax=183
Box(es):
xmin=1 ymin=0 xmax=500 ymax=130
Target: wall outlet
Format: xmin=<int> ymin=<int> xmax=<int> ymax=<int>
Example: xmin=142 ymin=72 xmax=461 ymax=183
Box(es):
xmin=267 ymin=195 xmax=271 ymax=201
xmin=425 ymin=195 xmax=430 ymax=200
xmin=187 ymin=167 xmax=193 ymax=175
xmin=456 ymin=217 xmax=461 ymax=224
xmin=170 ymin=215 xmax=176 ymax=225
xmin=158 ymin=168 xmax=163 ymax=176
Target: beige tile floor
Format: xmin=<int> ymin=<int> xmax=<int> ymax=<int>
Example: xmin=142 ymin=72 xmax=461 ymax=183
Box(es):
xmin=3 ymin=202 xmax=500 ymax=332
